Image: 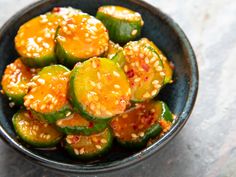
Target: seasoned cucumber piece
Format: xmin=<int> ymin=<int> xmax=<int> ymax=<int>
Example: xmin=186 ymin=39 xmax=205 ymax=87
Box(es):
xmin=110 ymin=101 xmax=173 ymax=149
xmin=24 ymin=65 xmax=71 ymax=123
xmin=140 ymin=38 xmax=173 ymax=84
xmin=12 ymin=110 xmax=63 ymax=147
xmin=96 ymin=6 xmax=144 ymax=44
xmin=122 ymin=40 xmax=165 ymax=102
xmin=55 ymin=12 xmax=109 ymax=67
xmin=15 ymin=13 xmax=60 ymax=68
xmin=56 ymin=113 xmax=107 ymax=135
xmin=69 ymin=57 xmax=131 ymax=121
xmin=105 ymin=41 xmax=126 ymax=67
xmin=1 ymin=59 xmax=37 ymax=104
xmin=65 ymin=128 xmax=112 ymax=159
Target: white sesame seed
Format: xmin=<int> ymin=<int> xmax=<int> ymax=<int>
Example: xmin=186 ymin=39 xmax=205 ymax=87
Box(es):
xmin=101 ymin=139 xmax=107 ymax=144
xmin=95 ymin=145 xmax=102 ymax=150
xmin=113 ymin=71 xmax=120 ymax=77
xmin=124 ymin=65 xmax=128 ymax=72
xmin=134 ymin=77 xmax=141 ymax=83
xmin=114 ymin=84 xmax=120 ymax=89
xmin=36 ymin=37 xmax=43 ymax=43
xmin=150 ymin=57 xmax=156 ymax=63
xmin=97 ymin=72 xmax=101 ymax=79
xmin=160 ymin=72 xmax=166 ymax=76
xmin=131 ymin=133 xmax=138 ymax=138
xmin=66 ymin=111 xmax=72 ymax=117
xmin=152 ymin=80 xmax=159 ymax=85
xmin=37 ymin=78 xmax=45 ymax=84
xmin=74 ymin=148 xmax=79 ymax=155
xmin=42 ymin=42 xmax=50 ymax=49
xmin=139 ymin=132 xmax=144 ymax=137
xmin=131 ymin=29 xmax=138 ymax=36
xmin=9 ymin=102 xmax=15 ymax=108
xmin=90 ymin=81 xmax=96 ymax=87
xmin=143 ymin=92 xmax=151 ymax=98
xmin=151 ymin=89 xmax=158 ymax=96
xmin=80 ymin=148 xmax=85 ymax=154
xmin=45 ymin=33 xmax=51 ymax=38
xmin=97 ymin=82 xmax=102 ymax=89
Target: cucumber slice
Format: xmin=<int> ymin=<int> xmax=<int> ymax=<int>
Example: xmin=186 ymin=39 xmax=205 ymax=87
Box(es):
xmin=69 ymin=57 xmax=131 ymax=121
xmin=65 ymin=128 xmax=112 ymax=159
xmin=56 ymin=113 xmax=107 ymax=135
xmin=104 ymin=41 xmax=125 ymax=67
xmin=15 ymin=13 xmax=59 ymax=68
xmin=140 ymin=38 xmax=173 ymax=84
xmin=12 ymin=110 xmax=63 ymax=148
xmin=122 ymin=40 xmax=165 ymax=102
xmin=55 ymin=12 xmax=109 ymax=68
xmin=24 ymin=65 xmax=72 ymax=123
xmin=96 ymin=6 xmax=144 ymax=44
xmin=110 ymin=101 xmax=173 ymax=149
xmin=1 ymin=58 xmax=37 ymax=105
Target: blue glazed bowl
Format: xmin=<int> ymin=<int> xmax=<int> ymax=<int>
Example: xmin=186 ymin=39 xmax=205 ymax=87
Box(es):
xmin=0 ymin=0 xmax=198 ymax=174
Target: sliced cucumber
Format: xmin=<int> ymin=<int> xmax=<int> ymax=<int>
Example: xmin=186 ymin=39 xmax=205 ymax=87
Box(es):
xmin=122 ymin=40 xmax=165 ymax=102
xmin=56 ymin=113 xmax=107 ymax=135
xmin=140 ymin=38 xmax=173 ymax=84
xmin=69 ymin=57 xmax=131 ymax=121
xmin=15 ymin=13 xmax=60 ymax=68
xmin=1 ymin=58 xmax=37 ymax=105
xmin=110 ymin=101 xmax=173 ymax=149
xmin=24 ymin=65 xmax=72 ymax=123
xmin=12 ymin=110 xmax=63 ymax=148
xmin=55 ymin=12 xmax=109 ymax=68
xmin=96 ymin=6 xmax=144 ymax=44
xmin=65 ymin=128 xmax=112 ymax=159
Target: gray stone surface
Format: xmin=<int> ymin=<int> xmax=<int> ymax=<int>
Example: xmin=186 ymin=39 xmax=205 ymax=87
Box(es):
xmin=0 ymin=0 xmax=236 ymax=176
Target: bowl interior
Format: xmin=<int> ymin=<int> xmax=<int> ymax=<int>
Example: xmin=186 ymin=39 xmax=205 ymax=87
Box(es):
xmin=0 ymin=0 xmax=198 ymax=173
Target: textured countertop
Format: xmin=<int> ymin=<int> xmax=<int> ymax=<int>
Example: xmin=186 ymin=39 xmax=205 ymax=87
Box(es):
xmin=0 ymin=0 xmax=236 ymax=177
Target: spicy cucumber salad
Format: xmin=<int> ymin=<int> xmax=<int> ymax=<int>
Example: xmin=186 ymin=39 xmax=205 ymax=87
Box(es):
xmin=1 ymin=6 xmax=175 ymax=160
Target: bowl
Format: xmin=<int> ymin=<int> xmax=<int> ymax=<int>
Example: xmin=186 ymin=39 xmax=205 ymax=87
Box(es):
xmin=0 ymin=0 xmax=198 ymax=174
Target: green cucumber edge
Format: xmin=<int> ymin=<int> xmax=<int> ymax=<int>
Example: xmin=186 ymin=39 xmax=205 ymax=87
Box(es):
xmin=12 ymin=110 xmax=63 ymax=148
xmin=96 ymin=12 xmax=142 ymax=44
xmin=65 ymin=128 xmax=113 ymax=160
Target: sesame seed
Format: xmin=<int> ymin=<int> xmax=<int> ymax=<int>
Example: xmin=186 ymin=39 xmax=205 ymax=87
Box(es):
xmin=143 ymin=92 xmax=151 ymax=98
xmin=42 ymin=42 xmax=50 ymax=49
xmin=95 ymin=145 xmax=102 ymax=150
xmin=101 ymin=139 xmax=107 ymax=144
xmin=151 ymin=109 xmax=155 ymax=113
xmin=139 ymin=132 xmax=144 ymax=137
xmin=154 ymin=61 xmax=160 ymax=67
xmin=152 ymin=80 xmax=159 ymax=85
xmin=97 ymin=82 xmax=102 ymax=89
xmin=9 ymin=102 xmax=15 ymax=108
xmin=80 ymin=148 xmax=85 ymax=154
xmin=124 ymin=65 xmax=128 ymax=72
xmin=131 ymin=29 xmax=138 ymax=36
xmin=145 ymin=58 xmax=149 ymax=64
xmin=105 ymin=111 xmax=113 ymax=116
xmin=90 ymin=104 xmax=95 ymax=111
xmin=160 ymin=72 xmax=166 ymax=76
xmin=92 ymin=61 xmax=97 ymax=68
xmin=45 ymin=33 xmax=51 ymax=38
xmin=90 ymin=81 xmax=96 ymax=87
xmin=66 ymin=137 xmax=72 ymax=144
xmin=74 ymin=149 xmax=79 ymax=155
xmin=139 ymin=53 xmax=144 ymax=58
xmin=46 ymin=135 xmax=51 ymax=140
xmin=66 ymin=111 xmax=72 ymax=117
xmin=97 ymin=72 xmax=101 ymax=79
xmin=114 ymin=84 xmax=120 ymax=89
xmin=36 ymin=37 xmax=43 ymax=43
xmin=156 ymin=66 xmax=162 ymax=71
xmin=113 ymin=71 xmax=120 ymax=77
xmin=38 ymin=78 xmax=45 ymax=84
xmin=150 ymin=57 xmax=156 ymax=63
xmin=134 ymin=77 xmax=141 ymax=83
xmin=151 ymin=89 xmax=158 ymax=96
xmin=131 ymin=133 xmax=138 ymax=138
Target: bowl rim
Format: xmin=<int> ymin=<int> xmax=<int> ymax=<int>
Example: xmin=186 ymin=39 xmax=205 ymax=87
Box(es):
xmin=0 ymin=0 xmax=199 ymax=174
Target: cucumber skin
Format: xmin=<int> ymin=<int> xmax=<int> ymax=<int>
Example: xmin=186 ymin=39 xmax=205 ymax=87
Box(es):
xmin=65 ymin=128 xmax=113 ymax=160
xmin=68 ymin=66 xmax=112 ymax=122
xmin=4 ymin=92 xmax=25 ymax=105
xmin=55 ymin=42 xmax=87 ymax=69
xmin=116 ymin=124 xmax=162 ymax=149
xmin=32 ymin=104 xmax=72 ymax=124
xmin=57 ymin=121 xmax=108 ymax=136
xmin=20 ymin=54 xmax=57 ymax=68
xmin=159 ymin=101 xmax=173 ymax=122
xmin=96 ymin=12 xmax=142 ymax=44
xmin=112 ymin=50 xmax=126 ymax=67
xmin=12 ymin=110 xmax=63 ymax=148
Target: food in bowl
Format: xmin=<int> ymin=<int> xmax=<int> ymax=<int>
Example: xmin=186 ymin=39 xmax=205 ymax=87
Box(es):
xmin=1 ymin=6 xmax=175 ymax=160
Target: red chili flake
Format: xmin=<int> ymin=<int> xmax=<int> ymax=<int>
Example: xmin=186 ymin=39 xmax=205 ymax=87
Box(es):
xmin=66 ymin=18 xmax=73 ymax=24
xmin=133 ymin=124 xmax=138 ymax=130
xmin=126 ymin=69 xmax=134 ymax=78
xmin=52 ymin=7 xmax=61 ymax=13
xmin=28 ymin=111 xmax=33 ymax=119
xmin=144 ymin=76 xmax=148 ymax=81
xmin=88 ymin=122 xmax=94 ymax=128
xmin=170 ymin=61 xmax=175 ymax=70
xmin=141 ymin=63 xmax=149 ymax=72
xmin=71 ymin=136 xmax=80 ymax=144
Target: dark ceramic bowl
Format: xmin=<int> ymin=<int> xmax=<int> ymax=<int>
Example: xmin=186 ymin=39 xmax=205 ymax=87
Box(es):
xmin=0 ymin=0 xmax=198 ymax=174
